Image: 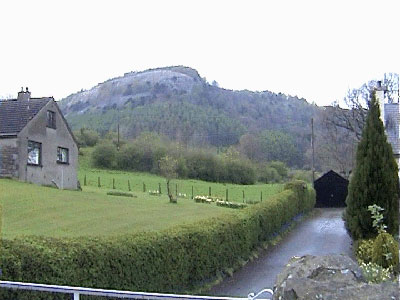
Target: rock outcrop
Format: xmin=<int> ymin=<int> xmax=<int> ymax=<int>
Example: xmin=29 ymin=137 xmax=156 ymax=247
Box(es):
xmin=273 ymin=255 xmax=398 ymax=300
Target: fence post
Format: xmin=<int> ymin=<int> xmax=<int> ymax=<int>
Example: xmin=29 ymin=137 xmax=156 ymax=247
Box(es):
xmin=243 ymin=190 xmax=245 ymax=203
xmin=143 ymin=183 xmax=146 ymax=193
xmin=112 ymin=178 xmax=115 ymax=189
xmin=192 ymin=186 xmax=194 ymax=199
xmin=209 ymin=186 xmax=211 ymax=197
xmin=73 ymin=292 xmax=79 ymax=300
xmin=226 ymin=189 xmax=228 ymax=201
xmin=260 ymin=191 xmax=263 ymax=202
xmin=175 ymin=183 xmax=178 ymax=197
xmin=159 ymin=183 xmax=161 ymax=194
xmin=84 ymin=175 xmax=87 ymax=186
xmin=98 ymin=177 xmax=101 ymax=188
xmin=128 ymin=180 xmax=131 ymax=191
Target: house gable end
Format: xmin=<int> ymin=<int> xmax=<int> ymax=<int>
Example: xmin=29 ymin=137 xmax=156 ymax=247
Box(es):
xmin=52 ymin=101 xmax=78 ymax=147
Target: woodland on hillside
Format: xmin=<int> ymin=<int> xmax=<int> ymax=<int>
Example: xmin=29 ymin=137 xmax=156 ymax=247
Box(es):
xmin=60 ymin=66 xmax=399 ymax=177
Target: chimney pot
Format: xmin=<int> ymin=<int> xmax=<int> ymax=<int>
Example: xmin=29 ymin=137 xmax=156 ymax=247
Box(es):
xmin=17 ymin=87 xmax=31 ymax=101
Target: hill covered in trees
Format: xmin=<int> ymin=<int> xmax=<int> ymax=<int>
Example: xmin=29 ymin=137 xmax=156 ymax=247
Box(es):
xmin=59 ymin=66 xmax=323 ymax=168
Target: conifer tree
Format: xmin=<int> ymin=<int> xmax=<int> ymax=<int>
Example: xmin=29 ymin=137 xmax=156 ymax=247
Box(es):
xmin=344 ymin=92 xmax=399 ymax=240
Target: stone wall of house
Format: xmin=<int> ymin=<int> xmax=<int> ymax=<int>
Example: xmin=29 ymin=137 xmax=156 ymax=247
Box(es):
xmin=18 ymin=101 xmax=78 ymax=189
xmin=0 ymin=138 xmax=18 ymax=178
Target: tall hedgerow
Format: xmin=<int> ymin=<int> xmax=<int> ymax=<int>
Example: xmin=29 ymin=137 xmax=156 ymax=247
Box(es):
xmin=344 ymin=92 xmax=399 ymax=239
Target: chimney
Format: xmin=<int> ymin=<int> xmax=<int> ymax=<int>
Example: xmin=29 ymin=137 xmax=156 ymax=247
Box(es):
xmin=375 ymin=82 xmax=385 ymax=126
xmin=17 ymin=87 xmax=31 ymax=101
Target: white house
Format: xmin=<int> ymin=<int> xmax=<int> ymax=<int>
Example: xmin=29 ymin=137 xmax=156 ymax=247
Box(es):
xmin=376 ymin=82 xmax=400 ymax=172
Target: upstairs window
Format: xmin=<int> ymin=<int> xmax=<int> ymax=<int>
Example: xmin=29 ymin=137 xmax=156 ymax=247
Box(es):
xmin=47 ymin=110 xmax=56 ymax=129
xmin=57 ymin=147 xmax=69 ymax=164
xmin=28 ymin=140 xmax=41 ymax=166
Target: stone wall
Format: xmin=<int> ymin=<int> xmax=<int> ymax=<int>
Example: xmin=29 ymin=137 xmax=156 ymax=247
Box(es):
xmin=273 ymin=255 xmax=398 ymax=300
xmin=0 ymin=139 xmax=18 ymax=178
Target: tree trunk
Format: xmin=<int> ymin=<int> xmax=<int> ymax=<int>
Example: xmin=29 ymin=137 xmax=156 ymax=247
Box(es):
xmin=166 ymin=179 xmax=176 ymax=203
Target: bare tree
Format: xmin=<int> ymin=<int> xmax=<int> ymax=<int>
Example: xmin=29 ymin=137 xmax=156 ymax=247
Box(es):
xmin=159 ymin=155 xmax=178 ymax=203
xmin=383 ymin=72 xmax=400 ymax=103
xmin=326 ymin=73 xmax=399 ymax=141
xmin=313 ymin=74 xmax=398 ymax=174
xmin=0 ymin=93 xmax=14 ymax=101
xmin=316 ymin=109 xmax=357 ymax=177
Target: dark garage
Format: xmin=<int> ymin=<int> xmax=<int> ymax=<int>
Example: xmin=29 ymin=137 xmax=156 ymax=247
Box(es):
xmin=314 ymin=170 xmax=349 ymax=208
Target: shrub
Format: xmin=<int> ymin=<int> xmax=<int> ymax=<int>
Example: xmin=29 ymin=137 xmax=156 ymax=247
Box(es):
xmin=92 ymin=143 xmax=117 ymax=168
xmin=290 ymin=169 xmax=313 ymax=183
xmin=268 ymin=161 xmax=288 ymax=179
xmin=284 ymin=180 xmax=316 ymax=213
xmin=371 ymin=232 xmax=399 ymax=269
xmin=0 ymin=182 xmax=315 ymax=299
xmin=220 ymin=159 xmax=256 ymax=185
xmin=106 ymin=191 xmax=135 ymax=197
xmin=116 ymin=144 xmax=142 ymax=170
xmin=355 ymin=239 xmax=374 ymax=264
xmin=91 ymin=136 xmax=257 ymax=185
xmin=359 ymin=262 xmax=393 ymax=283
xmin=215 ymin=200 xmax=247 ymax=209
xmin=258 ymin=166 xmax=281 ymax=183
xmin=176 ymin=157 xmax=189 ymax=178
xmin=186 ymin=151 xmax=221 ymax=182
xmin=74 ymin=128 xmax=99 ymax=147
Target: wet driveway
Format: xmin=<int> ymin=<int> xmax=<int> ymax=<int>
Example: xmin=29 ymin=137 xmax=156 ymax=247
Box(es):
xmin=208 ymin=208 xmax=352 ymax=297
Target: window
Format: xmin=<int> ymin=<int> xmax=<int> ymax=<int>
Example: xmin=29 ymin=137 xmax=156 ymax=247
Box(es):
xmin=57 ymin=147 xmax=69 ymax=164
xmin=47 ymin=110 xmax=56 ymax=129
xmin=28 ymin=141 xmax=41 ymax=166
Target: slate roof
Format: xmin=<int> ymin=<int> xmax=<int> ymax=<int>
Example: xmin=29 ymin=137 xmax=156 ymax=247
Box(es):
xmin=314 ymin=170 xmax=348 ymax=185
xmin=0 ymin=97 xmax=52 ymax=136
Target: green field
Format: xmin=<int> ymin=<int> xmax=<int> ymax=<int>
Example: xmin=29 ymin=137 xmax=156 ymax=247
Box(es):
xmin=0 ymin=151 xmax=284 ymax=238
xmin=0 ymin=179 xmax=235 ymax=238
xmin=78 ymin=148 xmax=284 ymax=203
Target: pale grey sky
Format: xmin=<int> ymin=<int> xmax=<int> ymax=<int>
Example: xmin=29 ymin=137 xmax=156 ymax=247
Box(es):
xmin=1 ymin=0 xmax=399 ymax=106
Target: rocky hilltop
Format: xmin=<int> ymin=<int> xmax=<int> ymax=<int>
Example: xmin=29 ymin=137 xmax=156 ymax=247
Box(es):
xmin=60 ymin=66 xmax=203 ymax=115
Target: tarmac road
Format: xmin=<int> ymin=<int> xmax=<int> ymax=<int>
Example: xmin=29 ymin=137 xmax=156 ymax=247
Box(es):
xmin=208 ymin=208 xmax=352 ymax=297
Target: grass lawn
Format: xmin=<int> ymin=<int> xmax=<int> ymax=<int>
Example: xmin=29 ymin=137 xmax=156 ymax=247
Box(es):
xmin=0 ymin=150 xmax=284 ymax=238
xmin=0 ymin=179 xmax=233 ymax=238
xmin=78 ymin=148 xmax=284 ymax=203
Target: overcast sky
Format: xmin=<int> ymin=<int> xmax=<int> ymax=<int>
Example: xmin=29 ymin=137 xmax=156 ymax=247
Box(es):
xmin=1 ymin=0 xmax=399 ymax=106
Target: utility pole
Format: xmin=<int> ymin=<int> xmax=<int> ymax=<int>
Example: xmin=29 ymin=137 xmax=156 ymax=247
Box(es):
xmin=117 ymin=123 xmax=120 ymax=151
xmin=311 ymin=118 xmax=315 ymax=187
xmin=117 ymin=109 xmax=120 ymax=151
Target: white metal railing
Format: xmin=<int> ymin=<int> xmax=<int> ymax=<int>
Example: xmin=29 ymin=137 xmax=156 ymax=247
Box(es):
xmin=0 ymin=280 xmax=273 ymax=300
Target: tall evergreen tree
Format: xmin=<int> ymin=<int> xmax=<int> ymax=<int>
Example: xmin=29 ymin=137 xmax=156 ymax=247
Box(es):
xmin=344 ymin=92 xmax=399 ymax=240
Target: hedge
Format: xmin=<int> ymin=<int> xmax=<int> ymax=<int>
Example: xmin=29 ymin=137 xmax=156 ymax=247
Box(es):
xmin=0 ymin=181 xmax=315 ymax=299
